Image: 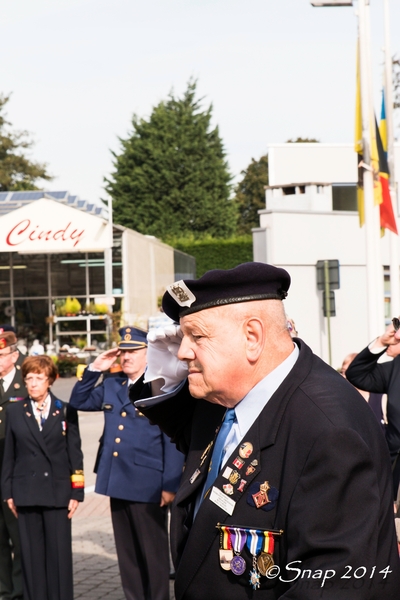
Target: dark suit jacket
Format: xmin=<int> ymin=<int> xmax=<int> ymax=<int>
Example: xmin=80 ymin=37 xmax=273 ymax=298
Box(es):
xmin=69 ymin=368 xmax=184 ymax=503
xmin=133 ymin=339 xmax=400 ymax=599
xmin=0 ymin=365 xmax=27 ymax=467
xmin=1 ymin=393 xmax=84 ymax=507
xmin=346 ymin=346 xmax=400 ymax=458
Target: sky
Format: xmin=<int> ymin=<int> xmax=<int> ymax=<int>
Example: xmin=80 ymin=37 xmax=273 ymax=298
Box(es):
xmin=1 ymin=0 xmax=399 ymax=205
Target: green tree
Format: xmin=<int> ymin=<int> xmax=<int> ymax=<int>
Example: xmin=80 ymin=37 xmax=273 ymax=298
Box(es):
xmin=286 ymin=137 xmax=320 ymax=143
xmin=105 ymin=81 xmax=236 ymax=240
xmin=234 ymin=154 xmax=268 ymax=234
xmin=0 ymin=94 xmax=51 ymax=191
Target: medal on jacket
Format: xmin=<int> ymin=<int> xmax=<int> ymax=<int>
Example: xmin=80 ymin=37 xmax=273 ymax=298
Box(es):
xmin=230 ymin=528 xmax=247 ymax=575
xmin=257 ymin=531 xmax=275 ymax=576
xmin=247 ymin=530 xmax=263 ymax=589
xmin=252 ymin=480 xmax=271 ymax=509
xmin=219 ymin=525 xmax=233 ymax=570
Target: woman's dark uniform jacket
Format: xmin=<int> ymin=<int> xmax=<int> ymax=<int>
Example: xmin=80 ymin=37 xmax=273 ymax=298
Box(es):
xmin=132 ymin=339 xmax=400 ymax=600
xmin=1 ymin=393 xmax=84 ymax=507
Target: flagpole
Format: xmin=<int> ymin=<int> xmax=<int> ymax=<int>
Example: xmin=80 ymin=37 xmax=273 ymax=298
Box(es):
xmin=359 ymin=0 xmax=384 ymax=338
xmin=383 ymin=0 xmax=400 ymax=318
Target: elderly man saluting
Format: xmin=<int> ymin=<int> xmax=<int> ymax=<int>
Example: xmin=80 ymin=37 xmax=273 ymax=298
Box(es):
xmin=69 ymin=326 xmax=184 ymax=600
xmin=132 ymin=263 xmax=400 ymax=600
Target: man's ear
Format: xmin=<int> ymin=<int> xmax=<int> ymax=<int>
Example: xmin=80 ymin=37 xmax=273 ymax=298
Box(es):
xmin=244 ymin=318 xmax=264 ymax=362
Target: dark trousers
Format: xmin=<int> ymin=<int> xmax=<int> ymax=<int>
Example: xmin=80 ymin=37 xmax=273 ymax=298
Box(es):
xmin=110 ymin=498 xmax=170 ymax=600
xmin=17 ymin=507 xmax=73 ymax=600
xmin=0 ymin=498 xmax=23 ymax=600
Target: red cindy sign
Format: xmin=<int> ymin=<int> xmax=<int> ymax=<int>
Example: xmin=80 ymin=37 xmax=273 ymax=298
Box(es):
xmin=0 ymin=198 xmax=111 ymax=253
xmin=6 ymin=219 xmax=85 ymax=248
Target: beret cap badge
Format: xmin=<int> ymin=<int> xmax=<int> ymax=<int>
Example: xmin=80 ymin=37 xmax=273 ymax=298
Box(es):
xmin=167 ymin=282 xmax=196 ymax=307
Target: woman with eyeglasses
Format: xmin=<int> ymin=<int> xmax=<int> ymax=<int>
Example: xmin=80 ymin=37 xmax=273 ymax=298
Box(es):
xmin=1 ymin=355 xmax=84 ymax=600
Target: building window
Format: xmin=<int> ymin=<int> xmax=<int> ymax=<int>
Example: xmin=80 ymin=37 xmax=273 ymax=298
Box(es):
xmin=332 ymin=184 xmax=357 ymax=212
xmin=13 ymin=254 xmax=48 ymax=298
xmin=0 ymin=253 xmax=11 ymax=297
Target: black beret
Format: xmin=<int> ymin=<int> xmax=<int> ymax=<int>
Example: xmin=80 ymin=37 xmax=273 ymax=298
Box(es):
xmin=118 ymin=326 xmax=148 ymax=349
xmin=162 ymin=262 xmax=290 ymax=322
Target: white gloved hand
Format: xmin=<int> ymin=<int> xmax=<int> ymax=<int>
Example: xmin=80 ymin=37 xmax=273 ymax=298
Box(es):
xmin=144 ymin=324 xmax=188 ymax=393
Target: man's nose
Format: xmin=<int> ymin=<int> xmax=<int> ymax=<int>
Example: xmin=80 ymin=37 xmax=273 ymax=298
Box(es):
xmin=177 ymin=337 xmax=195 ymax=361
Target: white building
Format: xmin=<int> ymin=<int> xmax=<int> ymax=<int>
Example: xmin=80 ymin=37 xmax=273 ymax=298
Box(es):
xmin=253 ymin=143 xmax=400 ymax=369
xmin=0 ymin=191 xmax=195 ymax=350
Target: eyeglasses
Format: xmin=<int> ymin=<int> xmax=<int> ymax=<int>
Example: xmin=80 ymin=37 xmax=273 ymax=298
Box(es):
xmin=24 ymin=376 xmax=48 ymax=384
xmin=0 ymin=350 xmax=13 ymax=359
xmin=392 ymin=317 xmax=400 ymax=332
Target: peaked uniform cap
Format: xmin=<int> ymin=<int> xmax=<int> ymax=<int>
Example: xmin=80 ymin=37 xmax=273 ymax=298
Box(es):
xmin=0 ymin=331 xmax=17 ymax=350
xmin=118 ymin=326 xmax=148 ymax=350
xmin=162 ymin=262 xmax=291 ymax=322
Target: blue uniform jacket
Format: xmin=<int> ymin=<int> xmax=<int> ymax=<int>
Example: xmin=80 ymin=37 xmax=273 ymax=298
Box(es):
xmin=69 ymin=369 xmax=184 ymax=503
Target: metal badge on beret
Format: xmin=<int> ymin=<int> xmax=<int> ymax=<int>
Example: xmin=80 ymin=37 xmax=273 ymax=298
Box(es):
xmin=0 ymin=339 xmax=6 ymax=349
xmin=167 ymin=281 xmax=196 ymax=308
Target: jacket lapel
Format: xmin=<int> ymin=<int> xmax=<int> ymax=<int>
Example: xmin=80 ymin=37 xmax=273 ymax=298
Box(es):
xmin=42 ymin=394 xmax=62 ymax=437
xmin=22 ymin=400 xmax=49 ymax=456
xmin=117 ymin=380 xmax=133 ymax=410
xmin=174 ymin=340 xmax=314 ymax=598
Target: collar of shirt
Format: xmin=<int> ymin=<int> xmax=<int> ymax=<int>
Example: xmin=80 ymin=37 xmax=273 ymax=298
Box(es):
xmin=221 ymin=342 xmax=299 ymax=468
xmin=1 ymin=367 xmax=17 ymax=392
xmin=30 ymin=393 xmax=52 ymax=427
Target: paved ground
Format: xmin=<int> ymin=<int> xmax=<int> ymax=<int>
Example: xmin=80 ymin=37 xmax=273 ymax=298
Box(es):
xmin=52 ymin=376 xmax=176 ymax=600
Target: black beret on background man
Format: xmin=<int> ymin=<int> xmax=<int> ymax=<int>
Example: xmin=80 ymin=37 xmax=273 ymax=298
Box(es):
xmin=0 ymin=331 xmax=27 ymax=600
xmin=132 ymin=262 xmax=400 ymax=600
xmin=70 ymin=326 xmax=185 ymax=600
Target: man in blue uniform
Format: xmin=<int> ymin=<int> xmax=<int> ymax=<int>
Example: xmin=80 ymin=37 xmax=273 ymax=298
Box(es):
xmin=69 ymin=326 xmax=184 ymax=600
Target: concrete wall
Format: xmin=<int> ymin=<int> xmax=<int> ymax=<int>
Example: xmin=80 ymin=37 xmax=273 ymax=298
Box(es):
xmin=122 ymin=229 xmax=174 ymax=326
xmin=268 ymin=142 xmax=400 ymax=216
